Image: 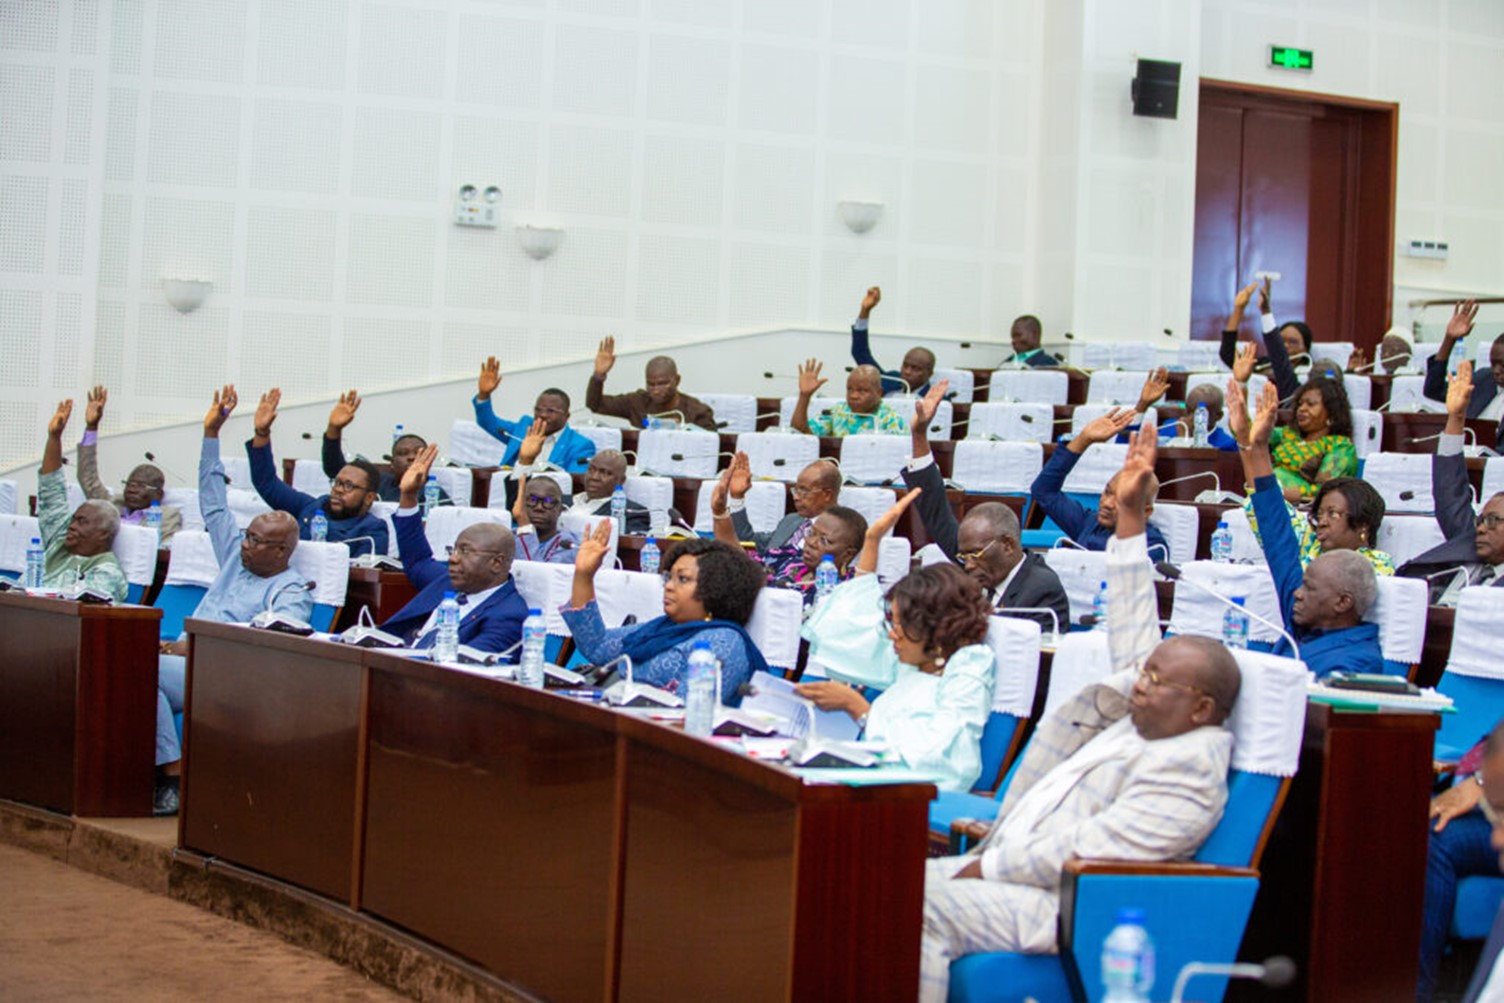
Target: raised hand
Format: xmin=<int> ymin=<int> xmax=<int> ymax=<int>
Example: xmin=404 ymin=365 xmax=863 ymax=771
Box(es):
xmin=517 ymin=417 xmax=548 ymax=466
xmin=710 ymin=465 xmax=733 ymax=516
xmin=594 ymin=336 xmax=616 ymax=379
xmin=1135 ymin=367 xmax=1170 ymax=412
xmin=1346 ymin=347 xmax=1369 ymax=372
xmin=1258 ymin=276 xmax=1271 ymax=313
xmin=1250 ymin=379 xmax=1279 ymax=445
xmin=1232 ymin=281 xmax=1258 ymax=311
xmin=327 ymin=389 xmax=361 ymax=432
xmin=797 ymin=358 xmax=827 ymax=398
xmin=859 ymin=286 xmax=882 ymax=318
xmin=727 ymin=450 xmax=752 ymax=500
xmin=84 ymin=385 xmax=108 ymax=429
xmin=573 ymin=519 xmax=613 ymax=579
xmin=1116 ymin=421 xmax=1159 ymax=515
xmin=253 ymin=388 xmax=281 ymax=438
xmin=1075 ymin=407 xmax=1136 ymax=448
xmin=1225 ymin=378 xmax=1251 ymax=443
xmin=204 ymin=384 xmax=238 ymax=436
xmin=1232 ymin=341 xmax=1258 ymax=384
xmin=48 ymin=399 xmax=73 ymax=438
xmin=397 ymin=442 xmax=439 ymax=502
xmin=1446 ymin=300 xmax=1479 ymax=344
xmin=477 ymin=356 xmax=502 ymax=399
xmin=1447 ymin=361 xmax=1475 ymax=418
xmin=912 ymin=379 xmax=950 ymax=431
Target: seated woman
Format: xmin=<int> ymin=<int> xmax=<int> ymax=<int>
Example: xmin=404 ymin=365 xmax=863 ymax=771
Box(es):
xmin=1263 ymin=374 xmax=1358 ymax=503
xmin=1242 ymin=475 xmax=1395 ymax=576
xmin=562 ymin=522 xmax=768 ymax=704
xmin=795 ymin=489 xmax=995 ymax=792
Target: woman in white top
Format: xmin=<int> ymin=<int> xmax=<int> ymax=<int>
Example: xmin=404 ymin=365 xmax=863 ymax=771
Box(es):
xmin=798 ymin=489 xmax=995 ymax=791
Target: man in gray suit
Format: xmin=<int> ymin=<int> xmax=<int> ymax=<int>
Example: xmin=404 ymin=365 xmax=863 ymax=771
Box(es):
xmin=918 ymin=424 xmax=1242 ymax=1003
xmin=724 ymin=455 xmax=840 ymax=552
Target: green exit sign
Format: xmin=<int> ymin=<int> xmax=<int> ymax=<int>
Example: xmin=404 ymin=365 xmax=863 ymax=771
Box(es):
xmin=1269 ymin=45 xmax=1314 ymax=70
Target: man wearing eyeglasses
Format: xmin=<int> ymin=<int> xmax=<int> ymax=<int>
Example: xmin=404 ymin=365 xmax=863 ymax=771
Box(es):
xmin=719 ymin=454 xmax=840 ymax=552
xmin=320 ymin=389 xmax=450 ymax=505
xmin=473 ymin=356 xmax=598 ymax=473
xmin=379 ymin=442 xmax=527 ymax=652
xmin=75 ymin=385 xmax=183 ymax=543
xmin=1400 ymin=362 xmax=1504 ymax=604
xmin=245 ymin=387 xmax=388 ymax=558
xmin=153 ymin=386 xmax=312 ymax=816
xmin=918 ymin=424 xmax=1241 ymax=1002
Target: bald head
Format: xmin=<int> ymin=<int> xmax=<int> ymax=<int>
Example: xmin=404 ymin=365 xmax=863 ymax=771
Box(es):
xmin=1294 ymin=549 xmax=1377 ymax=629
xmin=1171 ymin=635 xmax=1242 ymax=722
xmin=644 ymin=355 xmax=681 ymax=407
xmin=448 ymin=522 xmax=516 ymax=593
xmin=847 ymin=365 xmax=885 ymax=416
xmin=1184 ymin=384 xmax=1225 ymax=427
xmin=241 ymin=510 xmax=298 ymax=577
xmin=959 ymin=502 xmax=1020 ymax=543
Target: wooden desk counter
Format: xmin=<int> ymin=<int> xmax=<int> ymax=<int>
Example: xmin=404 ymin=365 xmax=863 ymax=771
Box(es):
xmin=0 ymin=591 xmax=162 ymax=817
xmin=334 ymin=567 xmax=417 ymax=632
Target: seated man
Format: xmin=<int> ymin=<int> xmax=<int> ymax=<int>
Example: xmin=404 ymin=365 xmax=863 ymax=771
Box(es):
xmin=792 ymin=360 xmax=907 ymax=437
xmin=154 ymin=386 xmax=311 ymax=816
xmin=586 ymin=337 xmax=717 ymax=431
xmin=919 ymin=423 xmax=1241 ymax=1002
xmin=708 ymin=452 xmax=866 ymax=601
xmin=246 ymin=388 xmax=388 ymax=558
xmin=320 ymin=389 xmax=449 ymax=505
xmin=904 ymin=383 xmax=1070 ymax=632
xmin=1166 ymin=383 xmax=1238 ymax=450
xmin=35 ymin=401 xmax=128 ymax=600
xmin=1028 ymin=407 xmax=1170 ymax=555
xmin=566 ymin=449 xmax=651 ymax=535
xmin=473 ymin=357 xmax=596 ymax=473
xmin=850 ymin=286 xmax=935 ymax=396
xmin=511 ymin=423 xmax=581 ymax=564
xmin=77 ymin=385 xmax=183 ymax=542
xmin=1400 ymin=361 xmax=1504 ymax=603
xmin=380 ymin=443 xmax=527 ymax=652
xmin=1230 ymin=380 xmax=1384 ymax=676
xmin=1424 ymin=300 xmax=1504 ymax=452
xmin=999 ymin=314 xmax=1056 ymax=368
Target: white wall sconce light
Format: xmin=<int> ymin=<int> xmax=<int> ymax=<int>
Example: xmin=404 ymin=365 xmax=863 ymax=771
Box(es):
xmin=838 ymin=200 xmax=884 ymax=234
xmin=516 ymin=224 xmax=564 ymax=260
xmin=162 ymin=277 xmax=212 ymax=313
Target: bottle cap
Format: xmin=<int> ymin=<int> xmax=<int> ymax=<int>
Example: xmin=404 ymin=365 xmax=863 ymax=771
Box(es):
xmin=528 ymin=607 xmax=541 ymax=616
xmin=820 ymin=554 xmax=834 ymax=563
xmin=691 ymin=640 xmax=711 ymax=651
xmin=1115 ymin=907 xmax=1146 ymax=925
xmin=1217 ymin=520 xmax=1228 ymax=529
xmin=426 ymin=475 xmax=436 ymax=482
xmin=30 ymin=536 xmax=40 ymax=544
xmin=443 ymin=590 xmax=456 ymax=600
xmin=1232 ymin=596 xmax=1246 ymax=606
xmin=1197 ymin=402 xmax=1207 ymax=409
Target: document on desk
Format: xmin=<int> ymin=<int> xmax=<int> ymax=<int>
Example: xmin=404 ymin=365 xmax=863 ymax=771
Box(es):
xmin=740 ymin=671 xmax=861 ymax=742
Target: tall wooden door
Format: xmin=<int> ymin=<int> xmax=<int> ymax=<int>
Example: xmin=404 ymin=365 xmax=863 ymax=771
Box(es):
xmin=1191 ymin=80 xmax=1397 ymax=352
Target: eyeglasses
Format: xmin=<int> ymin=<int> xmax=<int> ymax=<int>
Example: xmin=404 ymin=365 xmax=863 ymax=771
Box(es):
xmin=956 ymin=538 xmax=1000 ymax=565
xmin=243 ymin=532 xmax=286 ymax=550
xmin=1308 ymin=507 xmax=1349 ymax=526
xmin=1477 ymin=514 xmax=1504 ymax=531
xmin=331 ymin=478 xmax=369 ymax=493
xmin=1139 ymin=665 xmax=1207 ymax=697
xmin=790 ymin=484 xmax=824 ymax=498
xmin=122 ymin=478 xmax=162 ymax=490
xmin=446 ymin=544 xmax=504 ymax=558
xmin=526 ymin=494 xmax=560 ymax=509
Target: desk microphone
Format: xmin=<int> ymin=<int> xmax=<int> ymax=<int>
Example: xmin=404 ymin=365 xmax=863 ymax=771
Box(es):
xmin=994 ymin=606 xmax=1061 ymax=645
xmin=340 ymin=535 xmax=388 ymax=563
xmin=1154 ymin=561 xmax=1301 ymax=658
xmin=1421 ymin=565 xmax=1472 ymax=600
xmin=1406 ymin=427 xmax=1477 ymax=450
xmin=665 ymin=507 xmax=699 ymax=536
xmin=250 ymin=580 xmax=317 ymax=634
xmin=142 ymin=451 xmax=197 ymax=486
xmin=1350 ymin=353 xmax=1411 ymax=374
xmin=1170 ymin=955 xmax=1295 ymax=1003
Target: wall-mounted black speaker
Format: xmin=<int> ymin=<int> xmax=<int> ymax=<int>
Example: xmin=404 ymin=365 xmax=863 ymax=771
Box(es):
xmin=1131 ymin=59 xmax=1181 ymax=119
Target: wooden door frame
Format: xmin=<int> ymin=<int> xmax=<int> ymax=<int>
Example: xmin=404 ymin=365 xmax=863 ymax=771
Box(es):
xmin=1197 ymin=79 xmax=1398 ymax=353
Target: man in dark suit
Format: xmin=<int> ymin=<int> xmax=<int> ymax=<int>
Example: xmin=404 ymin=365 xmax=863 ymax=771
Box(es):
xmin=999 ymin=314 xmax=1057 ymax=368
xmin=1401 ymin=361 xmax=1504 ymax=603
xmin=902 ymin=383 xmax=1070 ymax=633
xmin=565 ymin=449 xmax=651 ymax=535
xmin=727 ymin=457 xmax=840 ymax=551
xmin=849 ymin=286 xmax=936 ymax=396
xmin=381 ymin=444 xmax=527 ymax=653
xmin=1423 ymin=300 xmax=1504 ymax=452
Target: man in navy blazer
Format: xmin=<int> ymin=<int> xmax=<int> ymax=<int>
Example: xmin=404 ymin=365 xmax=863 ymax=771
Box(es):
xmin=1423 ymin=300 xmax=1504 ymax=451
xmin=382 ymin=444 xmax=528 ymax=653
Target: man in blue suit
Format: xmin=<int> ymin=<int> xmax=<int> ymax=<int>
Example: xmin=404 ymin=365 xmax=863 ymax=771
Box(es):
xmin=472 ymin=355 xmax=597 ymax=473
xmin=381 ymin=443 xmax=528 ymax=653
xmin=1422 ymin=301 xmax=1504 ymax=452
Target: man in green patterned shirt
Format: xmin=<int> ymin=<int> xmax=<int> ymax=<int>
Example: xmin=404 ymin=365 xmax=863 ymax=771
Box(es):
xmin=791 ymin=359 xmax=909 ymax=438
xmin=36 ymin=400 xmax=128 ymax=601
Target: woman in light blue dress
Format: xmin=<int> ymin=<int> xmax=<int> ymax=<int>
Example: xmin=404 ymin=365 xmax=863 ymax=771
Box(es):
xmin=798 ymin=489 xmax=995 ymax=791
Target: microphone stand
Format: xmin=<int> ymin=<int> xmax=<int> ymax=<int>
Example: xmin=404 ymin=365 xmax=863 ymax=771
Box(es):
xmin=1155 ymin=561 xmax=1302 ymax=659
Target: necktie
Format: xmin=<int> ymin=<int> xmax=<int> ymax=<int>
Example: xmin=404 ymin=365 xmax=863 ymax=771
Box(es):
xmin=1478 ymin=566 xmax=1497 ymax=587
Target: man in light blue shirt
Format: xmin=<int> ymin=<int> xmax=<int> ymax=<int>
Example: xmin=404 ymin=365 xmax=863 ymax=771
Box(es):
xmin=153 ymin=385 xmax=312 ymax=816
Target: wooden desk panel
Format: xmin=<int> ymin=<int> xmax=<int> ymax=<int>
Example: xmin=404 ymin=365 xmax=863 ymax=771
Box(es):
xmin=0 ymin=593 xmax=160 ymax=817
xmin=1154 ymin=447 xmax=1245 ymax=502
xmin=181 ymin=622 xmax=365 ymax=902
xmin=335 ymin=568 xmax=417 ymax=632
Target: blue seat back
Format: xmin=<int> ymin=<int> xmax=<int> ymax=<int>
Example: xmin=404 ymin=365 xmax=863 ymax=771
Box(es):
xmin=125 ymin=582 xmax=145 ymax=604
xmin=1435 ymin=672 xmax=1504 ymax=761
xmin=154 ymin=583 xmax=207 ymax=641
xmin=1192 ymin=770 xmax=1284 ymax=867
xmin=974 ymin=713 xmax=1021 ymax=793
xmin=309 ymin=603 xmax=337 ymax=633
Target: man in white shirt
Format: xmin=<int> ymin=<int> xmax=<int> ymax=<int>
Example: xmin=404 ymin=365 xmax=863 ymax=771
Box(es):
xmin=567 ymin=449 xmax=651 ymax=534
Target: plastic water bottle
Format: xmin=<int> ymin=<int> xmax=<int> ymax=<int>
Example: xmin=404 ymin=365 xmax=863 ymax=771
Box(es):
xmin=684 ymin=641 xmax=719 ymax=737
xmin=1223 ymin=596 xmax=1250 ymax=649
xmin=392 ymin=423 xmax=404 ymax=447
xmin=639 ymin=537 xmax=660 ymax=576
xmin=433 ymin=591 xmax=461 ymax=663
xmin=144 ymin=501 xmax=163 ymax=535
xmin=815 ymin=554 xmax=839 ymax=604
xmin=1101 ymin=908 xmax=1154 ymax=1002
xmin=1192 ymin=402 xmax=1209 ymax=448
xmin=518 ymin=608 xmax=547 ymax=689
xmin=423 ymin=475 xmax=440 ymax=516
xmin=309 ymin=511 xmax=328 ymax=542
xmin=1091 ymin=580 xmax=1109 ymax=629
xmin=24 ymin=536 xmax=44 ymax=589
xmin=611 ymin=486 xmax=627 ymax=533
xmin=1210 ymin=520 xmax=1233 ymax=564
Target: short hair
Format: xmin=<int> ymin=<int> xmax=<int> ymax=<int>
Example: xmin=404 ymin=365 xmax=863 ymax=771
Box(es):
xmin=79 ymin=499 xmax=120 ymax=543
xmin=1281 ymin=321 xmax=1314 ymax=353
xmin=961 ymin=501 xmax=1020 ymax=543
xmin=1317 ymin=549 xmax=1378 ymax=618
xmin=1013 ymin=314 xmax=1041 ymax=338
xmin=799 ymin=459 xmax=841 ymax=496
xmin=392 ymin=433 xmax=427 ymax=452
xmin=1184 ymin=383 xmax=1224 ymax=409
xmin=821 ymin=505 xmax=868 ymax=549
xmin=528 ymin=475 xmax=563 ymax=498
xmin=850 ymin=364 xmax=884 ymax=390
xmin=886 ymin=563 xmax=992 ymax=659
xmin=645 ymin=356 xmax=678 ymax=376
xmin=593 ymin=448 xmax=626 ymax=468
xmin=1168 ymin=635 xmax=1241 ymax=721
xmin=1493 ymin=332 xmax=1504 ymax=350
xmin=347 ymin=457 xmax=382 ymax=494
xmin=464 ymin=521 xmax=516 ymax=567
xmin=907 ymin=346 xmax=936 ymax=369
xmin=661 ymin=538 xmax=765 ymax=625
xmin=539 ymin=387 xmax=571 ymax=409
xmin=1311 ymin=358 xmax=1345 ymax=383
xmin=129 ymin=463 xmax=165 ymax=489
xmin=1312 ymin=477 xmax=1385 ymax=544
xmin=257 ymin=509 xmax=299 ymax=543
xmin=1294 ymin=375 xmax=1353 ymax=438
